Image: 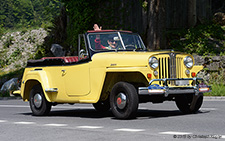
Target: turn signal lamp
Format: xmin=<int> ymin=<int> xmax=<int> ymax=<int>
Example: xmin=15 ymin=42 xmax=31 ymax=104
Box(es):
xmin=199 ymin=87 xmax=210 ymax=92
xmin=191 ymin=72 xmax=196 ymax=77
xmin=147 ymin=73 xmax=152 ymax=79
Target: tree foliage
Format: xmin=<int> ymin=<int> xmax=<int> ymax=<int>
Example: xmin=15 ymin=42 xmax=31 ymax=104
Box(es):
xmin=0 ymin=0 xmax=62 ymax=29
xmin=167 ymin=23 xmax=225 ymax=55
xmin=59 ymin=0 xmax=145 ymax=54
xmin=61 ymin=0 xmax=101 ymax=53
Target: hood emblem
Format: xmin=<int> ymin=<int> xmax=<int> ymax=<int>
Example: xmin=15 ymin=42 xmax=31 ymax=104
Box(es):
xmin=111 ymin=64 xmax=117 ymax=66
xmin=170 ymin=53 xmax=175 ymax=57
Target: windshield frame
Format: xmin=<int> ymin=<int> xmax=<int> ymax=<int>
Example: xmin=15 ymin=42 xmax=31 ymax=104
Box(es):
xmin=86 ymin=31 xmax=146 ymax=53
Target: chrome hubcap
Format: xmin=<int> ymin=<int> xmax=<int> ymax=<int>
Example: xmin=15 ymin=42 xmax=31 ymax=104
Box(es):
xmin=116 ymin=93 xmax=127 ymax=109
xmin=34 ymin=93 xmax=42 ymax=108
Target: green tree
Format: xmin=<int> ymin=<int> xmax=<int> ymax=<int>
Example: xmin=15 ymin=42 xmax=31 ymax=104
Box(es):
xmin=0 ymin=0 xmax=62 ymax=29
xmin=61 ymin=0 xmax=101 ymax=53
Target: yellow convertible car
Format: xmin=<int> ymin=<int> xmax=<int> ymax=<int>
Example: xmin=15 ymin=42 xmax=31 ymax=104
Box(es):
xmin=20 ymin=29 xmax=211 ymax=119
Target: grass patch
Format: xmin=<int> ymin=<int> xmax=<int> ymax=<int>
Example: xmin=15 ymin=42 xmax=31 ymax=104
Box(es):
xmin=205 ymin=84 xmax=225 ymax=96
xmin=204 ymin=70 xmax=225 ymax=96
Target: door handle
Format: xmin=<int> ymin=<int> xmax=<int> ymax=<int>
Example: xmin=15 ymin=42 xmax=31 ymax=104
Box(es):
xmin=61 ymin=69 xmax=66 ymax=76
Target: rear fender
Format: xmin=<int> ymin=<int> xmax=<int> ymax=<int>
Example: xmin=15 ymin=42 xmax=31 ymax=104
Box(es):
xmin=21 ymin=70 xmax=53 ymax=102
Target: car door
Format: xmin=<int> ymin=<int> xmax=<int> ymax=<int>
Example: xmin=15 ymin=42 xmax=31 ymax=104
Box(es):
xmin=63 ymin=34 xmax=91 ymax=96
xmin=63 ymin=63 xmax=90 ymax=96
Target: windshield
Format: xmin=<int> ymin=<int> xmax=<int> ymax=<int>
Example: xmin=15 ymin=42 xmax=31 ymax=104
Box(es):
xmin=87 ymin=32 xmax=146 ymax=51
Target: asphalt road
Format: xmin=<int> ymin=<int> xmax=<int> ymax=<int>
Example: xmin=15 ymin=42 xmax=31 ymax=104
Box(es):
xmin=0 ymin=98 xmax=225 ymax=141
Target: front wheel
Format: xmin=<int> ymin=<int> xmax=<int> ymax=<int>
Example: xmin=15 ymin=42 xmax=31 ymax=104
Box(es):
xmin=110 ymin=82 xmax=139 ymax=119
xmin=29 ymin=84 xmax=51 ymax=116
xmin=175 ymin=93 xmax=203 ymax=114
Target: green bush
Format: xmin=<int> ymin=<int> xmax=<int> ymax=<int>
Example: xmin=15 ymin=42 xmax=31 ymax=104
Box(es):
xmin=205 ymin=70 xmax=225 ymax=96
xmin=167 ymin=23 xmax=225 ymax=55
xmin=0 ymin=91 xmax=10 ymax=97
xmin=0 ymin=24 xmax=6 ymax=37
xmin=207 ymin=84 xmax=225 ymax=96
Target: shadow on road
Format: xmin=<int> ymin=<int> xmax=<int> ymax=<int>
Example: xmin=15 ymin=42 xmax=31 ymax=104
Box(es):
xmin=136 ymin=109 xmax=209 ymax=119
xmin=20 ymin=108 xmax=209 ymax=120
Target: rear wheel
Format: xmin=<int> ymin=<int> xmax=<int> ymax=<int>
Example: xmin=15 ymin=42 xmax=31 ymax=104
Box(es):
xmin=175 ymin=93 xmax=203 ymax=114
xmin=29 ymin=84 xmax=51 ymax=116
xmin=110 ymin=82 xmax=139 ymax=119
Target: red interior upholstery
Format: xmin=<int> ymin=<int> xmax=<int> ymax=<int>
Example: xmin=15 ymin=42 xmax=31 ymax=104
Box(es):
xmin=64 ymin=56 xmax=79 ymax=63
xmin=41 ymin=56 xmax=79 ymax=63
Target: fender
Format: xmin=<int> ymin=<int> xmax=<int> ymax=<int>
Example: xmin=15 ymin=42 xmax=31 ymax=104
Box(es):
xmin=21 ymin=69 xmax=57 ymax=101
xmin=191 ymin=65 xmax=204 ymax=75
xmin=106 ymin=66 xmax=151 ymax=80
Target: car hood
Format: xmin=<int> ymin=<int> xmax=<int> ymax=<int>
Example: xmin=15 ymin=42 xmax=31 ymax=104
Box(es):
xmin=91 ymin=51 xmax=177 ymax=68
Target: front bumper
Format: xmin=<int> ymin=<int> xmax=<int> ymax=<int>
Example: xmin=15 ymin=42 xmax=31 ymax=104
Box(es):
xmin=138 ymin=78 xmax=211 ymax=97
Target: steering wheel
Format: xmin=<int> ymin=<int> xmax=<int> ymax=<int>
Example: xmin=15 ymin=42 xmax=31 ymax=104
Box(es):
xmin=125 ymin=45 xmax=135 ymax=50
xmin=79 ymin=49 xmax=86 ymax=58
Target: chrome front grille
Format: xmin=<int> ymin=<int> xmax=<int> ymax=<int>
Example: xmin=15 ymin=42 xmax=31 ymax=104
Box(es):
xmin=176 ymin=57 xmax=183 ymax=78
xmin=158 ymin=54 xmax=183 ymax=80
xmin=158 ymin=57 xmax=170 ymax=79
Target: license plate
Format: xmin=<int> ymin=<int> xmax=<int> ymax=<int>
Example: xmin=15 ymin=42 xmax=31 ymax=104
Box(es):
xmin=175 ymin=80 xmax=189 ymax=86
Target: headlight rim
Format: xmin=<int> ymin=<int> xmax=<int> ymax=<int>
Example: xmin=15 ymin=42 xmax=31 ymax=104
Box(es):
xmin=149 ymin=56 xmax=159 ymax=69
xmin=184 ymin=56 xmax=193 ymax=68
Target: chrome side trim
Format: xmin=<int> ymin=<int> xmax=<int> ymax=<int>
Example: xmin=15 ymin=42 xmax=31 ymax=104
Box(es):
xmin=45 ymin=88 xmax=58 ymax=92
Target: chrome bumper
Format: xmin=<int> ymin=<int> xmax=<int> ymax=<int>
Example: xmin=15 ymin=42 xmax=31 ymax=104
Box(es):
xmin=138 ymin=78 xmax=211 ymax=97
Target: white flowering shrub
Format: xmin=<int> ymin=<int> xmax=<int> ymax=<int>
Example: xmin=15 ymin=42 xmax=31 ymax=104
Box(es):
xmin=0 ymin=28 xmax=47 ymax=72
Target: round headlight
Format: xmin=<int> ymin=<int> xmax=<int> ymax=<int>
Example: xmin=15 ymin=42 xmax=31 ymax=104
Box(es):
xmin=149 ymin=57 xmax=159 ymax=69
xmin=184 ymin=56 xmax=193 ymax=68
